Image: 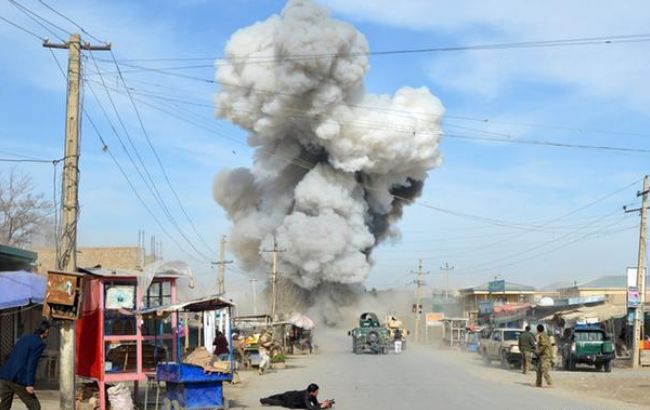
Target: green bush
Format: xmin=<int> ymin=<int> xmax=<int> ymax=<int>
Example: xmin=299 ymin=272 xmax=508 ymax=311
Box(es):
xmin=271 ymin=353 xmax=286 ymax=363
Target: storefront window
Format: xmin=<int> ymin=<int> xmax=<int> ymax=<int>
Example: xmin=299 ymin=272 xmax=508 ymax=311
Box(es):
xmin=105 ymin=341 xmax=137 ymax=373
xmin=104 ymin=282 xmax=137 ymax=336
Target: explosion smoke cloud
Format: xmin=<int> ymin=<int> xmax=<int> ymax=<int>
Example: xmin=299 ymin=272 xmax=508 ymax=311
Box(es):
xmin=213 ymin=0 xmax=444 ymax=322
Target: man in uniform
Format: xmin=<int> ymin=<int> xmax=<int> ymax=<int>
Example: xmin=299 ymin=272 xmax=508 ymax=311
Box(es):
xmin=518 ymin=325 xmax=536 ymax=374
xmin=258 ymin=329 xmax=273 ymax=375
xmin=535 ymin=324 xmax=553 ymax=387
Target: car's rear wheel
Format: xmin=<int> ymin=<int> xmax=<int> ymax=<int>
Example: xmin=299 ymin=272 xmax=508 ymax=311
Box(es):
xmin=569 ymin=357 xmax=576 ymax=371
xmin=595 ymin=363 xmax=603 ymax=371
xmin=500 ymin=351 xmax=509 ymax=369
xmin=604 ymin=360 xmax=612 ymax=373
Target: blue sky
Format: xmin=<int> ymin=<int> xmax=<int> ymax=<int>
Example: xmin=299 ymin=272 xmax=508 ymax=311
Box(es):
xmin=1 ymin=0 xmax=649 ymax=296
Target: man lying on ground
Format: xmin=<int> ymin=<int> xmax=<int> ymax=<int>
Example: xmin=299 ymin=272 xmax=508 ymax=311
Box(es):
xmin=260 ymin=383 xmax=333 ymax=409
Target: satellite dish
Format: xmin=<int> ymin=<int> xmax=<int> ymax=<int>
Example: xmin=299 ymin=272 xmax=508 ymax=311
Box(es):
xmin=538 ymin=296 xmax=554 ymax=307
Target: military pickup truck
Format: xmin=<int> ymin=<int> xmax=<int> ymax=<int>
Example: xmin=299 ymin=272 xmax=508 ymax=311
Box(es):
xmin=558 ymin=324 xmax=614 ymax=372
xmin=482 ymin=328 xmax=523 ymax=369
xmin=348 ymin=312 xmax=391 ymax=354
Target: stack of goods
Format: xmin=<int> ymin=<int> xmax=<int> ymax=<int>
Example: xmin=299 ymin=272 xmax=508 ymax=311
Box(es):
xmin=184 ymin=347 xmax=231 ymax=373
xmin=107 ymin=383 xmax=134 ymax=410
xmin=75 ymin=383 xmax=100 ymax=410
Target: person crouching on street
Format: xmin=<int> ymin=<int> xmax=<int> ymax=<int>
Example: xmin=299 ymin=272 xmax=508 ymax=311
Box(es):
xmin=260 ymin=383 xmax=333 ymax=409
xmin=518 ymin=325 xmax=536 ymax=374
xmin=0 ymin=320 xmax=51 ymax=410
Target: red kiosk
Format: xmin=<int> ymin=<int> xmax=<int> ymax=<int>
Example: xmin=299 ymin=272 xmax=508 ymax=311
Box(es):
xmin=75 ymin=267 xmax=180 ymax=409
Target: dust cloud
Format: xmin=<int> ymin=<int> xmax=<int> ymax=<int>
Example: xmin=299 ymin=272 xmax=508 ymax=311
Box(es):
xmin=212 ymin=0 xmax=444 ymax=324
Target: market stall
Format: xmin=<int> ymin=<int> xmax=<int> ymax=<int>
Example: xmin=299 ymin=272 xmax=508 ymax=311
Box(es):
xmin=140 ymin=295 xmax=235 ymax=410
xmin=75 ymin=267 xmax=182 ymax=410
xmin=286 ymin=313 xmax=315 ymax=354
xmin=232 ymin=315 xmax=284 ymax=368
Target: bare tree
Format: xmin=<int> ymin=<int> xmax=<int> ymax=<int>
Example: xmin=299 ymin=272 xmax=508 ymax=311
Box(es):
xmin=0 ymin=170 xmax=53 ymax=247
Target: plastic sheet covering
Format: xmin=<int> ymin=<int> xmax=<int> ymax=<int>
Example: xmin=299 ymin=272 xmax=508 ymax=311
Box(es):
xmin=0 ymin=271 xmax=45 ymax=309
xmin=288 ymin=313 xmax=315 ymax=330
xmin=139 ymin=260 xmax=195 ymax=305
xmin=107 ymin=383 xmax=134 ymax=410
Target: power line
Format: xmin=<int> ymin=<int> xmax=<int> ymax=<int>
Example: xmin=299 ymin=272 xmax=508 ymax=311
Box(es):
xmin=444 ymin=133 xmax=650 ymax=154
xmin=86 ymin=52 xmax=214 ymax=262
xmin=8 ymin=0 xmax=69 ymax=42
xmin=0 ymin=14 xmax=46 ymax=41
xmin=83 ymin=110 xmax=210 ymax=264
xmin=102 ymin=32 xmax=650 ymax=65
xmin=106 ymin=49 xmax=214 ymax=254
xmin=37 ymin=0 xmax=105 ymax=43
xmin=85 ymin=70 xmax=650 ymax=155
xmin=84 ymin=78 xmax=213 ymax=263
xmin=50 ymin=48 xmax=213 ymax=264
xmin=104 ymin=79 xmax=648 ymax=235
xmin=0 ymin=157 xmax=61 ymax=163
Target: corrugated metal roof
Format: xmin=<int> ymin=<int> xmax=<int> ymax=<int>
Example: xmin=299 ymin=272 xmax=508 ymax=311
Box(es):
xmin=78 ymin=266 xmax=182 ymax=278
xmin=138 ymin=294 xmax=234 ymax=315
xmin=577 ymin=275 xmax=626 ymax=289
xmin=461 ymin=280 xmax=536 ymax=293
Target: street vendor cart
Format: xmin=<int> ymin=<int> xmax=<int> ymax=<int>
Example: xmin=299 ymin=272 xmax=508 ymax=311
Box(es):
xmin=140 ymin=295 xmax=235 ymax=410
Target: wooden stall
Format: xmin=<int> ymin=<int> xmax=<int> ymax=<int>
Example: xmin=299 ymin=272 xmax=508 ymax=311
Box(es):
xmin=74 ymin=267 xmax=179 ymax=409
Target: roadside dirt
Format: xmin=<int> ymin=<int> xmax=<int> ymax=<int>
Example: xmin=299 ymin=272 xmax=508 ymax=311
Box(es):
xmin=448 ymin=348 xmax=650 ymax=408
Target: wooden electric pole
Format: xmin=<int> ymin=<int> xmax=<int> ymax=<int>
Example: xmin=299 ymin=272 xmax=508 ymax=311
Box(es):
xmin=412 ymin=259 xmax=429 ymax=344
xmin=441 ymin=262 xmax=455 ymax=301
xmin=263 ymin=236 xmax=285 ymax=319
xmin=44 ymin=34 xmax=111 ymax=410
xmin=250 ymin=278 xmax=259 ymax=315
xmin=626 ymin=175 xmax=648 ymax=368
xmin=212 ymin=235 xmax=232 ymax=295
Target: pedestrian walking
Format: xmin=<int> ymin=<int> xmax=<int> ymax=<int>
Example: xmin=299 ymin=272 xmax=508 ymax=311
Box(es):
xmin=394 ymin=329 xmax=403 ymax=354
xmin=260 ymin=383 xmax=333 ymax=408
xmin=0 ymin=320 xmax=51 ymax=410
xmin=212 ymin=330 xmax=230 ymax=360
xmin=518 ymin=325 xmax=536 ymax=374
xmin=535 ymin=324 xmax=553 ymax=387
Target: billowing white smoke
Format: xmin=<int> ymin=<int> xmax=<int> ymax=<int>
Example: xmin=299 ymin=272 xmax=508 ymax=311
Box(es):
xmin=213 ymin=0 xmax=444 ymax=322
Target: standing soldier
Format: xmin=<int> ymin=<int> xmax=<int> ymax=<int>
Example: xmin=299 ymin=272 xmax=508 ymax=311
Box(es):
xmin=535 ymin=324 xmax=553 ymax=387
xmin=258 ymin=329 xmax=274 ymax=375
xmin=518 ymin=325 xmax=536 ymax=374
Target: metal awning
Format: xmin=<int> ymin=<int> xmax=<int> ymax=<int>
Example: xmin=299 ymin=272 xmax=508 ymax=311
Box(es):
xmin=0 ymin=270 xmax=45 ymax=310
xmin=138 ymin=294 xmax=234 ymax=315
xmin=542 ymin=303 xmax=626 ymax=323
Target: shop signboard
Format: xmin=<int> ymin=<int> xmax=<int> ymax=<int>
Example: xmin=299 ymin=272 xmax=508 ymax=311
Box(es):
xmin=628 ymin=286 xmax=641 ymax=308
xmin=488 ymin=280 xmax=505 ymax=293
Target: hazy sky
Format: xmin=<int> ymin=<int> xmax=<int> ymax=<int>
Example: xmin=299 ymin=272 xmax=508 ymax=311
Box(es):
xmin=1 ymin=0 xmax=649 ymax=296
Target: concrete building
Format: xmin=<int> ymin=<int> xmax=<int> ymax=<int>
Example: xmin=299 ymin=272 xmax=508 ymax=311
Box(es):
xmin=35 ymin=246 xmax=148 ymax=274
xmin=557 ymin=275 xmax=638 ymax=306
xmin=459 ymin=281 xmax=536 ymax=321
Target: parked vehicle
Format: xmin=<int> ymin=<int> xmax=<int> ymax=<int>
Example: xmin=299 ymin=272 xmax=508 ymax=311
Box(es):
xmin=482 ymin=328 xmax=523 ymax=369
xmin=558 ymin=324 xmax=614 ymax=372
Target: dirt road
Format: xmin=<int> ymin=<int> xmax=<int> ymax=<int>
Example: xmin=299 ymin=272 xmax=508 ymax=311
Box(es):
xmin=226 ymin=332 xmax=642 ymax=410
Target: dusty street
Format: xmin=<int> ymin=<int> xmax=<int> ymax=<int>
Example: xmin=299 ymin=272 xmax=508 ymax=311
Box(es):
xmin=226 ymin=332 xmax=642 ymax=410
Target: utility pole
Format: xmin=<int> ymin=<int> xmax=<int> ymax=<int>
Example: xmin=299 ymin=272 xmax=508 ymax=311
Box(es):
xmin=441 ymin=262 xmax=455 ymax=301
xmin=250 ymin=278 xmax=259 ymax=315
xmin=211 ymin=235 xmax=232 ymax=295
xmin=44 ymin=34 xmax=111 ymax=410
xmin=625 ymin=175 xmax=648 ymax=368
xmin=412 ymin=259 xmax=429 ymax=344
xmin=263 ymin=236 xmax=285 ymax=319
